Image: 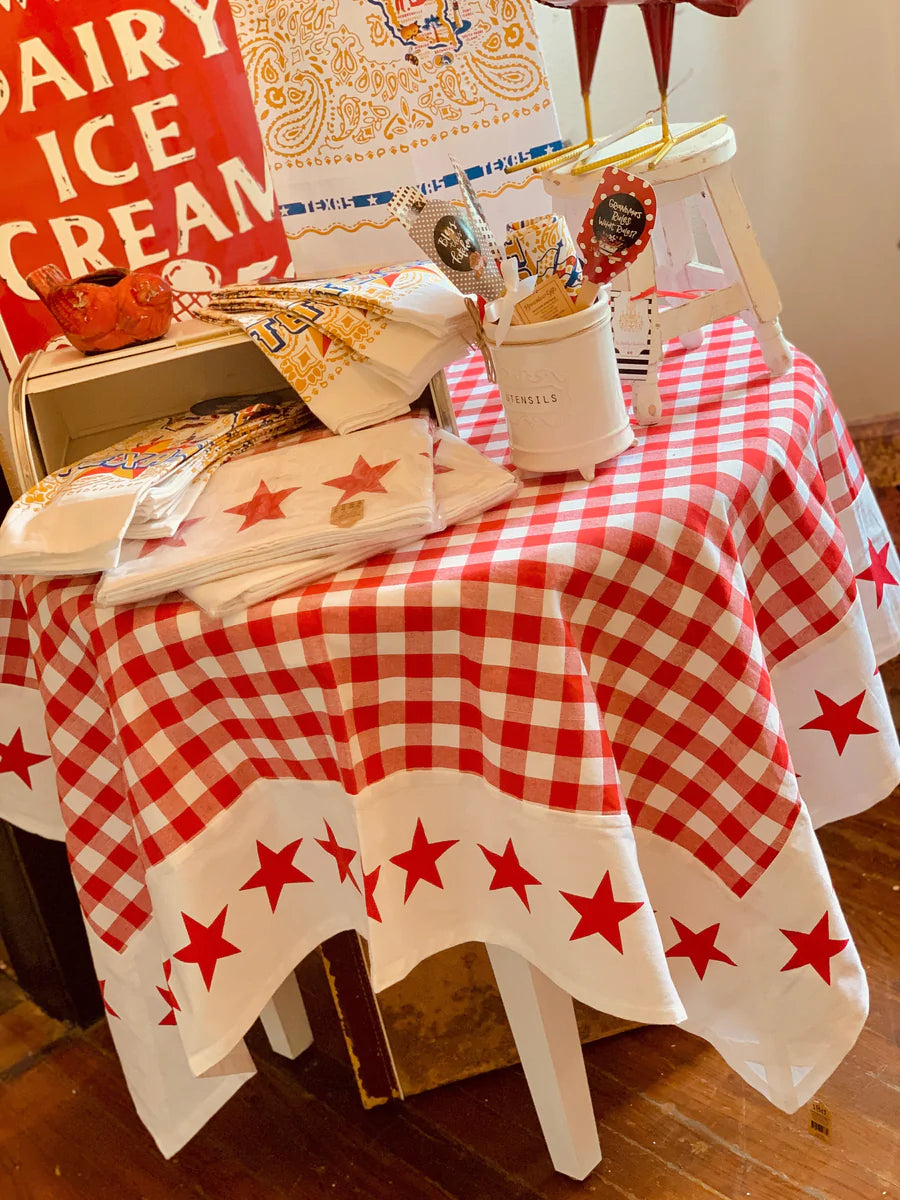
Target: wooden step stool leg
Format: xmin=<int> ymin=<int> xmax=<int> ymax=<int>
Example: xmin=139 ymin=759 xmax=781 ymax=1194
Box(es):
xmin=624 ymin=250 xmax=664 ymax=426
xmin=700 ymin=165 xmax=793 ymax=376
xmin=654 ymin=200 xmax=704 ymax=351
xmin=743 ymin=311 xmax=794 ymax=377
xmin=259 ymin=971 xmax=313 ymax=1059
xmin=486 ymin=944 xmax=601 ymax=1180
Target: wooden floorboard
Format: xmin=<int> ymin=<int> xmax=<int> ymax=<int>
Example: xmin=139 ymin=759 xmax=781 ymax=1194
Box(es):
xmin=0 ymin=794 xmax=896 ymax=1199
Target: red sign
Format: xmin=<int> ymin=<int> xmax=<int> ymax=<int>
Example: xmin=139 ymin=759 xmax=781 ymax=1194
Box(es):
xmin=0 ymin=0 xmax=290 ymax=373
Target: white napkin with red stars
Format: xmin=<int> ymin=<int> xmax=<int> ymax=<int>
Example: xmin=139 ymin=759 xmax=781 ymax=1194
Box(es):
xmin=181 ymin=430 xmax=520 ymax=616
xmin=95 ymin=419 xmax=440 ymax=606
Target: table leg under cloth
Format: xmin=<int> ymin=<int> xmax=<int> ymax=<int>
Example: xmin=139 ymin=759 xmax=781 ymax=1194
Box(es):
xmin=2 ymin=321 xmax=900 ymax=1174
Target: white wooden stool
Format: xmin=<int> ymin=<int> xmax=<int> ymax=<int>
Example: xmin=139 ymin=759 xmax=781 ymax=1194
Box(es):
xmin=545 ymin=122 xmax=793 ymax=425
xmin=260 ymin=952 xmax=600 ymax=1178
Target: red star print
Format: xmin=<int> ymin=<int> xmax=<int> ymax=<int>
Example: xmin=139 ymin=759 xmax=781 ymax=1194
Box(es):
xmin=323 ymin=455 xmax=399 ymax=504
xmin=420 ymin=450 xmax=454 ymax=475
xmin=389 ymin=818 xmax=459 ymax=902
xmin=0 ymin=727 xmax=50 ymax=788
xmin=98 ymin=979 xmax=118 ymax=1019
xmin=665 ymin=919 xmax=737 ymax=980
xmin=856 ymin=540 xmax=898 ymax=608
xmin=560 ymin=872 xmax=643 ymax=952
xmin=780 ymin=912 xmax=849 ymax=984
xmin=363 ymin=865 xmax=382 ymax=922
xmin=224 ymin=479 xmax=299 ymax=531
xmin=316 ymin=822 xmax=360 ymax=891
xmin=157 ymin=960 xmax=180 ymax=1026
xmin=138 ymin=517 xmax=205 ymax=558
xmin=240 ymin=839 xmax=312 ymax=912
xmin=799 ymin=690 xmax=878 ymax=755
xmin=173 ymin=906 xmax=241 ymax=990
xmin=478 ymin=839 xmax=541 ymax=911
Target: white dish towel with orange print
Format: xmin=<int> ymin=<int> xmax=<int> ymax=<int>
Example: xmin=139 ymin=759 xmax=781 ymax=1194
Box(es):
xmin=95 ymin=419 xmax=440 ymax=606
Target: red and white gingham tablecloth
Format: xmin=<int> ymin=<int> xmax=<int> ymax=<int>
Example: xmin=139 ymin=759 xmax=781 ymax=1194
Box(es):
xmin=1 ymin=318 xmax=899 ymax=1156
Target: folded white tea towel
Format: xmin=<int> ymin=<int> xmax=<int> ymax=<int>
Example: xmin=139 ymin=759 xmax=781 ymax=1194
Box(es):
xmin=431 ymin=429 xmax=521 ymax=525
xmin=95 ymin=419 xmax=440 ymax=606
xmin=182 ymin=429 xmax=520 ymax=616
xmin=209 ymin=309 xmax=416 ymax=435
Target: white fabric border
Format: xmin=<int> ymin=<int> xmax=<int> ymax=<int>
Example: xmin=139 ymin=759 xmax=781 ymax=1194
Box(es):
xmin=770 ymin=594 xmax=900 ymax=828
xmin=633 ymin=811 xmax=867 ymax=1115
xmin=835 ymin=477 xmax=900 ymax=664
xmin=146 ymin=773 xmax=686 ymax=1079
xmin=0 ymin=682 xmax=64 ymax=840
xmin=85 ymin=921 xmax=255 ymax=1159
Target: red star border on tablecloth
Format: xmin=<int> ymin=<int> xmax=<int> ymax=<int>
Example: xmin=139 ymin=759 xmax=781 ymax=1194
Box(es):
xmin=363 ymin=866 xmax=382 ymax=922
xmin=157 ymin=960 xmax=180 ymax=1026
xmin=138 ymin=518 xmax=205 ymax=558
xmin=478 ymin=839 xmax=541 ymax=911
xmin=224 ymin=480 xmax=300 ymax=531
xmin=390 ymin=818 xmax=459 ymax=902
xmin=561 ymin=872 xmax=644 ymax=951
xmin=173 ymin=906 xmax=241 ymax=990
xmin=780 ymin=912 xmax=849 ymax=984
xmin=799 ymin=690 xmax=879 ymax=755
xmin=240 ymin=839 xmax=312 ymax=912
xmin=856 ymin=539 xmax=899 ymax=608
xmin=98 ymin=979 xmax=118 ymax=1018
xmin=0 ymin=727 xmax=50 ymax=788
xmin=316 ymin=822 xmax=360 ymax=891
xmin=323 ymin=455 xmax=399 ymax=504
xmin=665 ymin=918 xmax=737 ymax=980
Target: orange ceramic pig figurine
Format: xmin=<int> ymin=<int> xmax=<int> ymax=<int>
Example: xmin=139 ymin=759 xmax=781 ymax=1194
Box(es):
xmin=26 ymin=264 xmax=174 ymax=354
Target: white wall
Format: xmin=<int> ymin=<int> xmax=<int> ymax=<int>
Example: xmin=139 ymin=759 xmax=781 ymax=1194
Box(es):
xmin=534 ymin=0 xmax=900 ymax=423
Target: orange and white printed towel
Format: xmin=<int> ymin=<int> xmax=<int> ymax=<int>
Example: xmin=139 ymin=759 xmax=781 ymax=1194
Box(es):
xmin=183 ymin=429 xmax=520 ymax=616
xmin=198 ymin=265 xmax=473 ymax=432
xmin=227 ymin=3 xmax=558 ymax=278
xmin=207 ymin=264 xmax=471 ymax=339
xmin=0 ymin=402 xmax=308 ymax=575
xmin=95 ymin=419 xmax=440 ymax=606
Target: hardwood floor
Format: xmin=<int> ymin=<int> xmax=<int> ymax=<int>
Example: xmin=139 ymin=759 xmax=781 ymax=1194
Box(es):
xmin=1 ymin=782 xmax=896 ymax=1200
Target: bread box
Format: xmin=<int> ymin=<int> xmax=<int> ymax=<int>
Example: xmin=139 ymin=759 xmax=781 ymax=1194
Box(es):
xmin=2 ymin=319 xmax=458 ymax=498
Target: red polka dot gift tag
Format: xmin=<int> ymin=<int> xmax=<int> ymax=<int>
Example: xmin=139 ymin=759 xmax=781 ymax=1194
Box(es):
xmin=576 ymin=169 xmax=657 ymax=285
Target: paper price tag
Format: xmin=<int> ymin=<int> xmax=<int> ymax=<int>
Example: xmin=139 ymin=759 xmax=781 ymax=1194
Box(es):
xmin=331 ymin=500 xmax=365 ymax=528
xmin=610 ymin=290 xmax=653 ymax=379
xmin=808 ymin=1099 xmax=832 ymax=1142
xmin=512 ymin=275 xmax=574 ymax=325
xmin=577 ymin=168 xmax=657 ymax=286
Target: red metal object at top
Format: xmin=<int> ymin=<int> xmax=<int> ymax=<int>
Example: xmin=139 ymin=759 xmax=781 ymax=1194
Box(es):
xmin=570 ymin=5 xmax=607 ymax=95
xmin=535 ymin=0 xmax=754 ymax=94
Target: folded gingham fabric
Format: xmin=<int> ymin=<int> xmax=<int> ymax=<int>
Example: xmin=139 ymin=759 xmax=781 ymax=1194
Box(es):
xmin=95 ymin=418 xmax=441 ymax=606
xmin=182 ymin=429 xmax=520 ymax=615
xmin=0 ymin=402 xmax=310 ymax=575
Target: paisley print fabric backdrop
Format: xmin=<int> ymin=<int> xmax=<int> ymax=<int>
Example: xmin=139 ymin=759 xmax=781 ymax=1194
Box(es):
xmin=226 ymin=0 xmax=562 ymax=276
